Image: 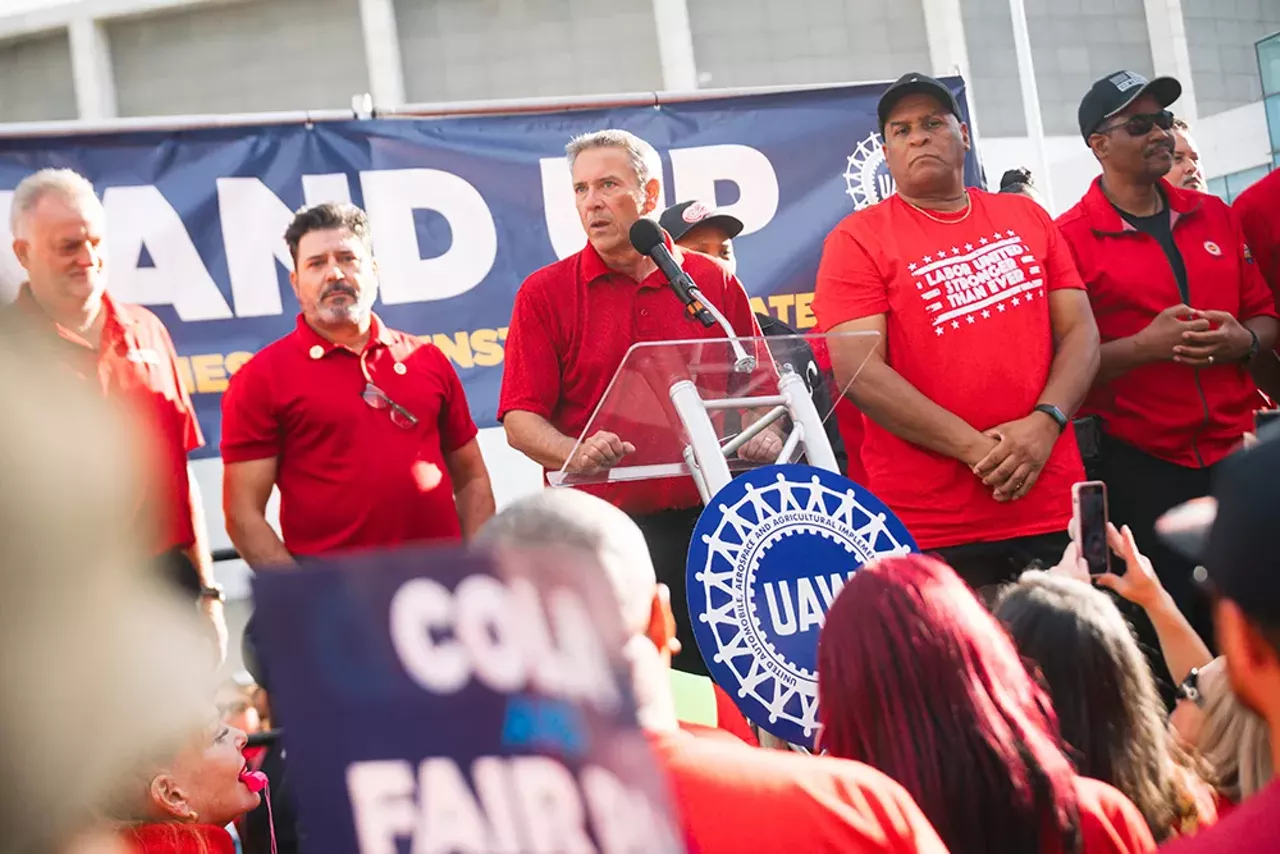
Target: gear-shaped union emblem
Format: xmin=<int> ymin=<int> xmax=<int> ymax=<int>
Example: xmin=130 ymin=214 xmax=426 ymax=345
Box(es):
xmin=686 ymin=464 xmax=917 ymax=748
xmin=843 ymin=131 xmax=896 ymax=211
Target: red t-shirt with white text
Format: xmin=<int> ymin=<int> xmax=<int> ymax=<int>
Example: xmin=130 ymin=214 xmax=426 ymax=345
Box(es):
xmin=813 ymin=190 xmax=1086 ymax=550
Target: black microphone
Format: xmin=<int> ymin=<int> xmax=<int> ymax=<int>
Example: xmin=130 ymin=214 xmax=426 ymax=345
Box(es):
xmin=629 ymin=219 xmax=717 ymax=327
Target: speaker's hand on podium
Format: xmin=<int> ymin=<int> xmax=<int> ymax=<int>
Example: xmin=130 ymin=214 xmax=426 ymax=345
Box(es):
xmin=737 ymin=430 xmax=784 ymax=464
xmin=566 ymin=430 xmax=636 ymax=475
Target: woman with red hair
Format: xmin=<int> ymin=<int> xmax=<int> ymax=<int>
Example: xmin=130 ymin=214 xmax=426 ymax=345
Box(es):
xmin=818 ymin=553 xmax=1156 ymax=854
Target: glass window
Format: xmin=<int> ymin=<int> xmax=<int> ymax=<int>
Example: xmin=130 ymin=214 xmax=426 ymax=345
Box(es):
xmin=1268 ymin=95 xmax=1280 ymax=155
xmin=1207 ymin=176 xmax=1229 ymax=200
xmin=1274 ymin=152 xmax=1280 ymax=170
xmin=1261 ymin=33 xmax=1280 ymax=98
xmin=1225 ymin=165 xmax=1272 ymax=203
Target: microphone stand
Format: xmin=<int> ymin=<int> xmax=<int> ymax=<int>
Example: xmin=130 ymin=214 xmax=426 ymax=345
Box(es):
xmin=686 ymin=283 xmax=757 ymax=374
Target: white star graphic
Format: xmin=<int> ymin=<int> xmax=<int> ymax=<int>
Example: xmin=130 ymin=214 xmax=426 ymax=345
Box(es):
xmin=938 ymin=249 xmax=950 ymax=259
xmin=981 ymin=309 xmax=991 ymax=318
xmin=1012 ymin=297 xmax=1020 ymax=306
xmin=1026 ymin=291 xmax=1034 ymax=301
xmin=951 ymin=320 xmax=960 ymax=329
xmin=1006 ymin=229 xmax=1015 ymax=237
xmin=964 ymin=243 xmax=974 ymax=251
xmin=1039 ymin=289 xmax=1045 ymax=297
xmin=997 ymin=303 xmax=1006 ymax=312
xmin=908 ymin=262 xmax=917 ymax=271
xmin=966 ymin=315 xmax=976 ymax=324
xmin=979 ymin=237 xmax=989 ymax=245
xmin=935 ymin=327 xmax=944 ymax=336
xmin=951 ymin=246 xmax=960 ymax=255
xmin=923 ymin=255 xmax=932 ymax=263
xmin=993 ymin=232 xmax=1003 ymax=241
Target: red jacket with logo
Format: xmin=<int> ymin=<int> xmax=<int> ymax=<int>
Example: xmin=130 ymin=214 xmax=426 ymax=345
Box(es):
xmin=1056 ymin=178 xmax=1276 ymax=468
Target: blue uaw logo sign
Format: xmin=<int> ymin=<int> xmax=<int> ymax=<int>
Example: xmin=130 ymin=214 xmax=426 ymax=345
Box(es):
xmin=686 ymin=464 xmax=916 ymax=747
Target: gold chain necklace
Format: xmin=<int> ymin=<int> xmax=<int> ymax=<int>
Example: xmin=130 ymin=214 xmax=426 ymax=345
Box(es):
xmin=902 ymin=190 xmax=973 ymax=225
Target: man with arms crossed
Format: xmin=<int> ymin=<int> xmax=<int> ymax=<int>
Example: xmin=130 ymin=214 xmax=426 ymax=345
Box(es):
xmin=814 ymin=73 xmax=1100 ymax=590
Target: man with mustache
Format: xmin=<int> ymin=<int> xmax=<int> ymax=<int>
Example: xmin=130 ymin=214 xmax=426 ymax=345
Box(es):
xmin=814 ymin=73 xmax=1100 ymax=592
xmin=1056 ymin=71 xmax=1278 ymax=653
xmin=220 ymin=202 xmax=494 ymax=567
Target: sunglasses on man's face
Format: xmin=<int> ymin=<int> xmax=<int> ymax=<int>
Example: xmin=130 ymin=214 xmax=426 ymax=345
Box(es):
xmin=1095 ymin=109 xmax=1175 ymax=138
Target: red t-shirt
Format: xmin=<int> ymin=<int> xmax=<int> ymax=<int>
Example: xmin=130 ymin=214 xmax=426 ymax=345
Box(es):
xmin=220 ymin=313 xmax=478 ymax=557
xmin=1234 ymin=168 xmax=1280 ymax=299
xmin=1048 ymin=777 xmax=1156 ymax=854
xmin=1 ymin=287 xmax=202 ymax=555
xmin=648 ymin=729 xmax=950 ymax=853
xmin=499 ymin=239 xmax=761 ymax=515
xmin=124 ymin=824 xmax=236 ymax=854
xmin=1159 ymin=777 xmax=1280 ymax=854
xmin=813 ymin=191 xmax=1086 ymax=550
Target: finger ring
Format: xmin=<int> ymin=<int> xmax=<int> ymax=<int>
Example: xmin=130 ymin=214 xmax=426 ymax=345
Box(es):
xmin=1208 ymin=355 xmax=1215 ymax=365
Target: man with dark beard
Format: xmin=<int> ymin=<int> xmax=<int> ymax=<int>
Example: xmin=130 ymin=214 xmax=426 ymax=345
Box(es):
xmin=221 ymin=202 xmax=494 ymax=566
xmin=1056 ymin=71 xmax=1278 ymax=654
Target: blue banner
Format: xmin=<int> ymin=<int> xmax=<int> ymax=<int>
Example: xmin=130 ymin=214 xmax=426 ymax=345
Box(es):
xmin=251 ymin=544 xmax=684 ymax=853
xmin=0 ymin=78 xmax=979 ymax=458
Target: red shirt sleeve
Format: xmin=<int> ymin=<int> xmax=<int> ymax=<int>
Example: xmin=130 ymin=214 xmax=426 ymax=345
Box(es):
xmin=1040 ymin=208 xmax=1087 ymax=293
xmin=1077 ymin=777 xmax=1158 ymax=854
xmin=220 ymin=355 xmax=281 ymax=463
xmin=498 ymin=281 xmax=561 ymax=422
xmin=433 ymin=346 xmax=480 ymax=453
xmin=813 ymin=222 xmax=889 ymax=329
xmin=1230 ymin=206 xmax=1279 ymax=321
xmin=1236 ymin=185 xmax=1280 ymax=299
xmin=154 ymin=318 xmax=204 ymax=453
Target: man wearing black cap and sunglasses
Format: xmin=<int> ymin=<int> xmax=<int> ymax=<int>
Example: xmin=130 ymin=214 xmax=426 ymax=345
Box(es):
xmin=1057 ymin=71 xmax=1279 ymax=653
xmin=1156 ymin=425 xmax=1280 ymax=851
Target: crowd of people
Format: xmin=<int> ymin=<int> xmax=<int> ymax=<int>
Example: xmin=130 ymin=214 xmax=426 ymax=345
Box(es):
xmin=2 ymin=61 xmax=1280 ymax=854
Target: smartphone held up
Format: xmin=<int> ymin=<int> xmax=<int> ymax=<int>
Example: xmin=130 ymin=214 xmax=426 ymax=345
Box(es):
xmin=1072 ymin=480 xmax=1110 ymax=577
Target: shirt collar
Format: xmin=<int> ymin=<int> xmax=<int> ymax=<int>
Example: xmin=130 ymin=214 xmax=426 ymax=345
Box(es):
xmin=581 ymin=226 xmax=681 ymax=289
xmin=1083 ymin=175 xmax=1201 ymax=235
xmin=12 ymin=284 xmax=132 ymax=350
xmin=292 ymin=311 xmax=394 ymax=358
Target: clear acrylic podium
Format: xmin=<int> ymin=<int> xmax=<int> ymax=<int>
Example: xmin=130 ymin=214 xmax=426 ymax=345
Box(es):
xmin=547 ymin=331 xmax=881 ymax=502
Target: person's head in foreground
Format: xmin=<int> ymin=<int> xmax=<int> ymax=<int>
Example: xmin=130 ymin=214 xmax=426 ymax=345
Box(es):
xmin=877 ymin=73 xmax=970 ymax=204
xmin=999 ymin=167 xmax=1045 ymax=206
xmin=818 ymin=553 xmax=1155 ymax=854
xmin=0 ymin=333 xmax=211 ymax=854
xmin=108 ymin=718 xmax=263 ymax=853
xmin=994 ymin=572 xmax=1211 ymax=840
xmin=1079 ymin=71 xmax=1181 ymax=185
xmin=1148 ymin=424 xmax=1280 ymax=852
xmin=660 ymin=201 xmax=744 ymax=276
xmin=476 ymin=488 xmax=681 ymax=729
xmin=1168 ymin=119 xmax=1206 ymax=192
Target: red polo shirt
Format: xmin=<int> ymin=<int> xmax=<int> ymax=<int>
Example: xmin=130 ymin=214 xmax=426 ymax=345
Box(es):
xmin=499 ymin=238 xmax=760 ymax=516
xmin=220 ymin=314 xmax=478 ymax=557
xmin=1234 ymin=169 xmax=1280 ymax=297
xmin=1057 ymin=178 xmax=1277 ymax=468
xmin=1 ymin=286 xmax=201 ymax=555
xmin=813 ymin=190 xmax=1086 ymax=550
xmin=648 ymin=729 xmax=949 ymax=853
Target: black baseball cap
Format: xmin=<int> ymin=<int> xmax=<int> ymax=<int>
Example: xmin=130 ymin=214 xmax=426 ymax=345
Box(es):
xmin=659 ymin=201 xmax=744 ymax=242
xmin=1078 ymin=70 xmax=1182 ymax=140
xmin=1156 ymin=421 xmax=1280 ymax=625
xmin=877 ymin=73 xmax=962 ymax=134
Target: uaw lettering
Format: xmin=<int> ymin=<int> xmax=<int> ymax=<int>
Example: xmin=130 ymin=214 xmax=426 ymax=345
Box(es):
xmin=0 ymin=78 xmax=978 ymax=453
xmin=906 ymin=230 xmax=1048 ymax=336
xmin=686 ymin=465 xmax=917 ymax=747
xmin=250 ymin=548 xmax=683 ymax=854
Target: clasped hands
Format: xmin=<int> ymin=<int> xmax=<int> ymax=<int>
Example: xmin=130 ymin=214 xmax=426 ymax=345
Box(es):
xmin=968 ymin=411 xmax=1061 ymax=502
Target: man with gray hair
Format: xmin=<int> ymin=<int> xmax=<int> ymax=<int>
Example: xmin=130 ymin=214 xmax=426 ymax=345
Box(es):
xmin=478 ymin=490 xmax=950 ymax=854
xmin=499 ymin=130 xmax=772 ymax=674
xmin=0 ymin=167 xmax=227 ymax=660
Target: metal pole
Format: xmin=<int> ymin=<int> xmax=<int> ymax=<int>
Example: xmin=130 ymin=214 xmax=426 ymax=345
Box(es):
xmin=1008 ymin=0 xmax=1056 ymax=212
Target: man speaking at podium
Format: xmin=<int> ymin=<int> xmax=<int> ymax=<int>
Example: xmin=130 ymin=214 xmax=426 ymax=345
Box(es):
xmin=500 ymin=129 xmax=771 ymax=674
